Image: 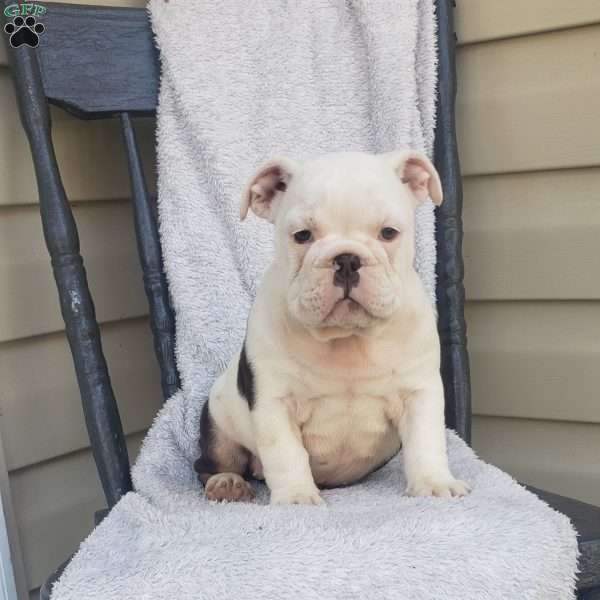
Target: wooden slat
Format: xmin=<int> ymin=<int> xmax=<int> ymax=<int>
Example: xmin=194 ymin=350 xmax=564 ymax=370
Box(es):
xmin=0 ymin=200 xmax=150 ymax=342
xmin=9 ymin=433 xmax=144 ymax=591
xmin=0 ymin=70 xmax=156 ymax=207
xmin=473 ymin=416 xmax=600 ymax=507
xmin=467 ymin=301 xmax=600 ymax=424
xmin=0 ymin=318 xmax=162 ymax=471
xmin=0 ymin=0 xmax=149 ymax=66
xmin=457 ymin=25 xmax=600 ymax=176
xmin=463 ymin=168 xmax=600 ymax=300
xmin=456 ymin=0 xmax=600 ymax=45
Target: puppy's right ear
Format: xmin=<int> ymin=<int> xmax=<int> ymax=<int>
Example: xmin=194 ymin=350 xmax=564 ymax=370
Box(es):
xmin=240 ymin=157 xmax=298 ymax=222
xmin=383 ymin=150 xmax=443 ymax=206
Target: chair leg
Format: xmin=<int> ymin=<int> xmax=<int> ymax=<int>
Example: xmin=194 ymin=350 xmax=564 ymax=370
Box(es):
xmin=8 ymin=44 xmax=132 ymax=508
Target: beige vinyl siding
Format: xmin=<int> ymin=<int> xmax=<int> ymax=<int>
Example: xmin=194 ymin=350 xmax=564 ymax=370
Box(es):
xmin=457 ymin=25 xmax=600 ymax=174
xmin=463 ymin=169 xmax=600 ymax=300
xmin=456 ymin=0 xmax=600 ymax=44
xmin=467 ymin=302 xmax=600 ymax=424
xmin=472 ymin=417 xmax=600 ymax=504
xmin=457 ymin=14 xmax=600 ymax=506
xmin=0 ymin=1 xmax=599 ymax=597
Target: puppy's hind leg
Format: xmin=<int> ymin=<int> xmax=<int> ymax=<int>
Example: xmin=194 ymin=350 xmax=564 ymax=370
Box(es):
xmin=194 ymin=401 xmax=255 ymax=502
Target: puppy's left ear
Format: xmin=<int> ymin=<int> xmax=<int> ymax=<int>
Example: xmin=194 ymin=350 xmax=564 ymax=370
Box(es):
xmin=384 ymin=150 xmax=443 ymax=206
xmin=240 ymin=157 xmax=298 ymax=222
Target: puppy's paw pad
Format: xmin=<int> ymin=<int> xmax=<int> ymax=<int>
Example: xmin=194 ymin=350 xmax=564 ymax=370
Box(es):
xmin=205 ymin=473 xmax=255 ymax=502
xmin=271 ymin=488 xmax=325 ymax=506
xmin=406 ymin=477 xmax=471 ymax=499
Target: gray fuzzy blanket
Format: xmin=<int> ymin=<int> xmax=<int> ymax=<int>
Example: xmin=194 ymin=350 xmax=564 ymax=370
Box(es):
xmin=50 ymin=1 xmax=578 ymax=598
xmin=54 ymin=391 xmax=578 ymax=599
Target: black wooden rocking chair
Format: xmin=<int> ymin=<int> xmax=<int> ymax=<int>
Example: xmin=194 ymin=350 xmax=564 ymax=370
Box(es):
xmin=2 ymin=2 xmax=599 ymax=599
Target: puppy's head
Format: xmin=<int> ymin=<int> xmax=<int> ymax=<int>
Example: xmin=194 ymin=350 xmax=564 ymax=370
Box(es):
xmin=241 ymin=151 xmax=442 ymax=335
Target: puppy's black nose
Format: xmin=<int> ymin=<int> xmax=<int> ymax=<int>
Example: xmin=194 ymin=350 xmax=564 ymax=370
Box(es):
xmin=334 ymin=253 xmax=361 ymax=273
xmin=333 ymin=253 xmax=361 ymax=295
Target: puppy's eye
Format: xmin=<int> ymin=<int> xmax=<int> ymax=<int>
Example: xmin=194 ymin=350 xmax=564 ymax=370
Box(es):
xmin=379 ymin=227 xmax=399 ymax=241
xmin=293 ymin=229 xmax=313 ymax=244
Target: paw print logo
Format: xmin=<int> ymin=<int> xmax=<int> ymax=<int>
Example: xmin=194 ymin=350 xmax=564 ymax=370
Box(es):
xmin=4 ymin=15 xmax=45 ymax=48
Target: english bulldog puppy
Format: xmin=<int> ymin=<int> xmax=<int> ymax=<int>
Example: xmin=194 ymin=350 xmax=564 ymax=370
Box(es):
xmin=194 ymin=151 xmax=470 ymax=505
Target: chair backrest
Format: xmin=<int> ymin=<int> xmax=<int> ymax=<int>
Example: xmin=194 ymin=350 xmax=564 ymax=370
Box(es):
xmin=2 ymin=0 xmax=470 ymax=509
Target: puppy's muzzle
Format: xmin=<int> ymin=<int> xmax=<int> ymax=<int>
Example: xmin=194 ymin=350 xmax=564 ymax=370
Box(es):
xmin=333 ymin=253 xmax=361 ymax=298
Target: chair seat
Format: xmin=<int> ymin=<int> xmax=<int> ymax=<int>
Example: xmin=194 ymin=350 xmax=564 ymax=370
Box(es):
xmin=527 ymin=486 xmax=600 ymax=591
xmin=41 ymin=488 xmax=600 ymax=600
xmin=42 ymin=421 xmax=580 ymax=600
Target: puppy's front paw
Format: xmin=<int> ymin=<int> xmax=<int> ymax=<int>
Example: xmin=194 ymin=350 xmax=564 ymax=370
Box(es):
xmin=205 ymin=473 xmax=255 ymax=502
xmin=270 ymin=486 xmax=325 ymax=506
xmin=406 ymin=476 xmax=471 ymax=499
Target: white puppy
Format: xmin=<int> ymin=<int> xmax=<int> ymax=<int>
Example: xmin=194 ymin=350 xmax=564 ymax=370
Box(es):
xmin=194 ymin=150 xmax=470 ymax=505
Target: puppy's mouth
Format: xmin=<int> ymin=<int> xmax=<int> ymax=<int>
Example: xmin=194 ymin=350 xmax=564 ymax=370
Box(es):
xmin=325 ymin=295 xmax=368 ymax=320
xmin=338 ymin=296 xmax=362 ymax=312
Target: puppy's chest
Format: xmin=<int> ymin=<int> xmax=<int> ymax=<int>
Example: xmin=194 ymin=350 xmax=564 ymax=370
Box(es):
xmin=298 ymin=393 xmax=392 ymax=445
xmin=287 ymin=386 xmax=402 ymax=486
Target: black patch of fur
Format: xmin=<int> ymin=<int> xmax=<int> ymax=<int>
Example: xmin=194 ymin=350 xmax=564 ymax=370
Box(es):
xmin=193 ymin=401 xmax=218 ymax=484
xmin=237 ymin=342 xmax=256 ymax=409
xmin=194 ymin=400 xmax=253 ymax=488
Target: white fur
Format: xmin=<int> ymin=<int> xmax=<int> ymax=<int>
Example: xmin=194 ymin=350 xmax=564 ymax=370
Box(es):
xmin=209 ymin=151 xmax=468 ymax=504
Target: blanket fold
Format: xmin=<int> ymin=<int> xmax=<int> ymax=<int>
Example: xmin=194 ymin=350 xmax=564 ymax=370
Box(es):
xmin=50 ymin=1 xmax=578 ymax=598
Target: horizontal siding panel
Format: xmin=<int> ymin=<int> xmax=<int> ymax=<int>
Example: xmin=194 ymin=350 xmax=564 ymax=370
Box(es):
xmin=463 ymin=168 xmax=600 ymax=300
xmin=467 ymin=301 xmax=600 ymax=424
xmin=457 ymin=25 xmax=600 ymax=175
xmin=0 ymin=0 xmax=148 ymax=66
xmin=456 ymin=0 xmax=600 ymax=45
xmin=9 ymin=433 xmax=144 ymax=591
xmin=473 ymin=416 xmax=600 ymax=506
xmin=0 ymin=70 xmax=156 ymax=207
xmin=0 ymin=318 xmax=162 ymax=471
xmin=0 ymin=200 xmax=149 ymax=342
